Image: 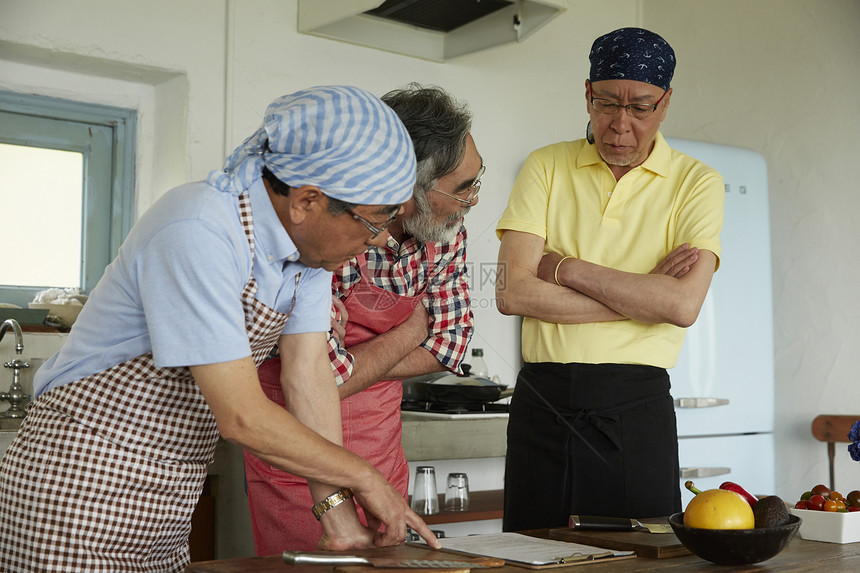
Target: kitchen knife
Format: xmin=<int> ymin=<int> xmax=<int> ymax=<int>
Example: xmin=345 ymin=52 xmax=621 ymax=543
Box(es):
xmin=569 ymin=515 xmax=674 ymax=534
xmin=282 ymin=552 xmax=505 ymax=568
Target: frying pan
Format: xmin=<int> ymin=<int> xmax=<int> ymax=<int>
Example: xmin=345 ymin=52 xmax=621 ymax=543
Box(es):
xmin=402 ymin=369 xmax=508 ymax=405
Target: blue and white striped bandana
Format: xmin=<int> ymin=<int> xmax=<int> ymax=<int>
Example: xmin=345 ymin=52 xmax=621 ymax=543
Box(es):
xmin=589 ymin=28 xmax=675 ymax=91
xmin=207 ymin=85 xmax=416 ymax=205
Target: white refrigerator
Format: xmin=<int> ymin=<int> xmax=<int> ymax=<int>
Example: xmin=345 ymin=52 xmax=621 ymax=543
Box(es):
xmin=666 ymin=138 xmax=775 ymax=506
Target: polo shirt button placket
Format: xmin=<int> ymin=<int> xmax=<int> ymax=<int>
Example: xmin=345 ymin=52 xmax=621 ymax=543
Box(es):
xmin=603 ymin=180 xmax=627 ymax=223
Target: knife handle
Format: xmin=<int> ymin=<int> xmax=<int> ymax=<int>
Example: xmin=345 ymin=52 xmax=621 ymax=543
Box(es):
xmin=569 ymin=515 xmax=635 ymax=531
xmin=282 ymin=551 xmax=370 ymax=566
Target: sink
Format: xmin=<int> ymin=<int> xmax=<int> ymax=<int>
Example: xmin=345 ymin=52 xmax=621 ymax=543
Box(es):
xmin=0 ymin=426 xmax=17 ymax=459
xmin=0 ymin=417 xmax=22 ymax=431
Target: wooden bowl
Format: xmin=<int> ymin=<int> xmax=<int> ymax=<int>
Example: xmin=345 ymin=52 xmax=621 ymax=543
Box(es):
xmin=668 ymin=512 xmax=800 ymax=565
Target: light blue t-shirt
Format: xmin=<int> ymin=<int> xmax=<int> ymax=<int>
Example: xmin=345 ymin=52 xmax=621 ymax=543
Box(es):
xmin=34 ymin=179 xmax=331 ymax=396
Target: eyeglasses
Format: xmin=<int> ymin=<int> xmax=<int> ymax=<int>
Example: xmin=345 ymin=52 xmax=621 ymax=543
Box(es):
xmin=431 ymin=164 xmax=486 ymax=206
xmin=590 ymin=89 xmax=669 ymax=120
xmin=348 ymin=208 xmax=398 ymax=239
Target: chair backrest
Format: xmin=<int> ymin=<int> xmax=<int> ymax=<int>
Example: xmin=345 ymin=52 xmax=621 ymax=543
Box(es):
xmin=811 ymin=414 xmax=858 ymax=491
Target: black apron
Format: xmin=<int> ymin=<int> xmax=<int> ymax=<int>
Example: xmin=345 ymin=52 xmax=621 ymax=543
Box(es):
xmin=503 ymin=362 xmax=681 ymax=531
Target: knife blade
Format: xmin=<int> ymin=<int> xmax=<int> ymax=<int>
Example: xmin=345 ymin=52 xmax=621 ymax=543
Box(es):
xmin=569 ymin=515 xmax=674 ymax=534
xmin=282 ymin=551 xmax=505 ymax=568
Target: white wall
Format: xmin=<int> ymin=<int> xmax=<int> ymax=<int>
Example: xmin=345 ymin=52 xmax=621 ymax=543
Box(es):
xmin=218 ymin=0 xmax=634 ymax=390
xmin=643 ymin=0 xmax=860 ymax=500
xmin=2 ymin=0 xmax=859 ymax=548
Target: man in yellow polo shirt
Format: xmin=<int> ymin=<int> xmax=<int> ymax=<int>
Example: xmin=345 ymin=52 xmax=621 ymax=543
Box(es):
xmin=495 ymin=27 xmax=724 ymax=531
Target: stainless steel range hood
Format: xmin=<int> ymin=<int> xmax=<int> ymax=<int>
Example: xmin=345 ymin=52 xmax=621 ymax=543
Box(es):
xmin=298 ymin=0 xmax=564 ymax=62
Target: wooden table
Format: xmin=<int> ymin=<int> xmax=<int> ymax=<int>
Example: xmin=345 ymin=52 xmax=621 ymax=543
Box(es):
xmin=186 ymin=532 xmax=860 ymax=572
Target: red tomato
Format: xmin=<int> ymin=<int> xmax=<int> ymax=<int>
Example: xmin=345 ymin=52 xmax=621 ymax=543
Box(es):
xmin=808 ymin=494 xmax=826 ymax=511
xmin=811 ymin=484 xmax=831 ymax=498
xmin=794 ymin=500 xmax=809 ymax=510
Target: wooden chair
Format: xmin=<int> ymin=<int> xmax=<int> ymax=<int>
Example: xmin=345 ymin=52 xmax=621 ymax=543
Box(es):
xmin=811 ymin=414 xmax=859 ymax=491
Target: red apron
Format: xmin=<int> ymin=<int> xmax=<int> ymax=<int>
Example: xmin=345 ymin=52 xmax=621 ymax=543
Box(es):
xmin=245 ymin=244 xmax=436 ymax=553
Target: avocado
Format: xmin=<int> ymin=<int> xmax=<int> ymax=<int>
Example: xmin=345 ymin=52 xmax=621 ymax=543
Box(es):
xmin=754 ymin=495 xmax=791 ymax=528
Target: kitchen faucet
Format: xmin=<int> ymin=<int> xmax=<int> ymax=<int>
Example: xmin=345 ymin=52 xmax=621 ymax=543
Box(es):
xmin=0 ymin=318 xmax=30 ymax=418
xmin=1 ymin=318 xmax=24 ymax=355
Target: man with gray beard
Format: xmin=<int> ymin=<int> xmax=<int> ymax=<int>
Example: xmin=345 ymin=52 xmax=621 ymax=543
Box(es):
xmin=244 ymin=84 xmax=481 ymax=553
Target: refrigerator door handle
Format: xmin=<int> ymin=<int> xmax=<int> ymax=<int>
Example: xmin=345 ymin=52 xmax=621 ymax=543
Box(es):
xmin=674 ymin=397 xmax=730 ymax=408
xmin=680 ymin=467 xmax=731 ymax=478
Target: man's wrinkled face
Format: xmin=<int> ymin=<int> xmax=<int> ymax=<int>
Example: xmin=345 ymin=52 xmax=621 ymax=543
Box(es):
xmin=587 ymin=79 xmax=671 ymax=175
xmin=404 ymin=134 xmax=483 ymax=244
xmin=302 ymin=201 xmax=400 ymax=271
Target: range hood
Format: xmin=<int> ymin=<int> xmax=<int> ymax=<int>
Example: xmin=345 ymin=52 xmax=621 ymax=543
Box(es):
xmin=297 ymin=0 xmax=564 ymax=62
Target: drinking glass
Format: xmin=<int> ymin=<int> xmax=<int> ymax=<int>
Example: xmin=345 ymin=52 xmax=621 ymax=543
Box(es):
xmin=411 ymin=466 xmax=439 ymax=515
xmin=444 ymin=472 xmax=470 ymax=511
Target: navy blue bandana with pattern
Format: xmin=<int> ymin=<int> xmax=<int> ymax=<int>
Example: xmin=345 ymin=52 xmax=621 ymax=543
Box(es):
xmin=589 ymin=28 xmax=675 ymax=91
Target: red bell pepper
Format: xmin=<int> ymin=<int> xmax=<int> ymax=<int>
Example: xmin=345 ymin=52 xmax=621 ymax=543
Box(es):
xmin=720 ymin=481 xmax=758 ymax=507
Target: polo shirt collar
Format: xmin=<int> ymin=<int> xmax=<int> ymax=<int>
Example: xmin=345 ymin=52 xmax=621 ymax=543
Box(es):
xmin=640 ymin=131 xmax=671 ymax=177
xmin=248 ymin=178 xmax=302 ymax=266
xmin=577 ymin=138 xmax=605 ymax=168
xmin=577 ymin=130 xmax=671 ymax=177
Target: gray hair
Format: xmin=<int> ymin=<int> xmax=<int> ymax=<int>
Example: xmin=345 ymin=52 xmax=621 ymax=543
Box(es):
xmin=381 ymin=83 xmax=472 ymax=198
xmin=263 ymin=165 xmax=369 ymax=217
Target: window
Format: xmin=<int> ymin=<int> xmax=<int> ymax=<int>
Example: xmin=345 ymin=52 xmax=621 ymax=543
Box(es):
xmin=0 ymin=91 xmax=136 ymax=307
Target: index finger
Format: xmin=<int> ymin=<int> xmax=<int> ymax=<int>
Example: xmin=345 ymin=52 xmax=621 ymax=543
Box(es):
xmin=405 ymin=511 xmax=441 ymax=549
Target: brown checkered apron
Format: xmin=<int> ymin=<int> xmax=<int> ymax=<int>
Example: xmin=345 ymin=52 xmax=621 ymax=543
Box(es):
xmin=0 ymin=191 xmax=296 ymax=572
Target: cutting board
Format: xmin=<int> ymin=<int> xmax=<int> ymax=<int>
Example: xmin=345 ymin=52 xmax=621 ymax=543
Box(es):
xmin=335 ymin=568 xmax=470 ymax=573
xmin=548 ymin=528 xmax=690 ymax=559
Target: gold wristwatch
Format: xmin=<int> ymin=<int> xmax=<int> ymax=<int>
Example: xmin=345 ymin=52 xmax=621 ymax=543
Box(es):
xmin=311 ymin=487 xmax=354 ymax=520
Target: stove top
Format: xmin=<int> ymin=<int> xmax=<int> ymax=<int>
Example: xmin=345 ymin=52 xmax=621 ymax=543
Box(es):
xmin=400 ymin=400 xmax=509 ymax=420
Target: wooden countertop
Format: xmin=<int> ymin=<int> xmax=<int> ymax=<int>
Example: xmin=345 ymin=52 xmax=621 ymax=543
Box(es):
xmin=186 ymin=531 xmax=860 ymax=572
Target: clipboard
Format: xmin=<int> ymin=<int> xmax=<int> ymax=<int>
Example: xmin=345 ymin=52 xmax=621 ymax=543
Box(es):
xmin=413 ymin=532 xmax=635 ymax=568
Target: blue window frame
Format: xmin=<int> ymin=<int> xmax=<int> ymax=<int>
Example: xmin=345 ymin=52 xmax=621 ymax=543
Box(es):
xmin=0 ymin=91 xmax=136 ymax=307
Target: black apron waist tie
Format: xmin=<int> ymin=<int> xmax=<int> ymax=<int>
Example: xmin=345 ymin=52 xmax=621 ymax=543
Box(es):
xmin=564 ymin=391 xmax=666 ymax=451
xmin=558 ymin=392 xmax=666 ymax=512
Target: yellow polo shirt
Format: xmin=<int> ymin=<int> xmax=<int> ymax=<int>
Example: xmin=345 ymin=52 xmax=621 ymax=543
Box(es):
xmin=497 ymin=132 xmax=724 ymax=368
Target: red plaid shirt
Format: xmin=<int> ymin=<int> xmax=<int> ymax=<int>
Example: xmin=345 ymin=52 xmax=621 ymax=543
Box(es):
xmin=328 ymin=224 xmax=473 ymax=384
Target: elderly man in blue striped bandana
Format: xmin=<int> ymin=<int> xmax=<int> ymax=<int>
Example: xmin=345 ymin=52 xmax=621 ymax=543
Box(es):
xmin=0 ymin=85 xmax=440 ymax=572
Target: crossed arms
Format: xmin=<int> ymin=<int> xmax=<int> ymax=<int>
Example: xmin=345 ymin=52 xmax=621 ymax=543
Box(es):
xmin=331 ymin=298 xmax=444 ymax=400
xmin=329 ymin=239 xmax=473 ymax=399
xmin=495 ymin=230 xmax=716 ymax=327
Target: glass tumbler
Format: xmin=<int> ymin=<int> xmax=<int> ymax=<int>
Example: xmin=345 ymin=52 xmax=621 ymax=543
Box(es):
xmin=444 ymin=472 xmax=470 ymax=511
xmin=411 ymin=466 xmax=439 ymax=515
